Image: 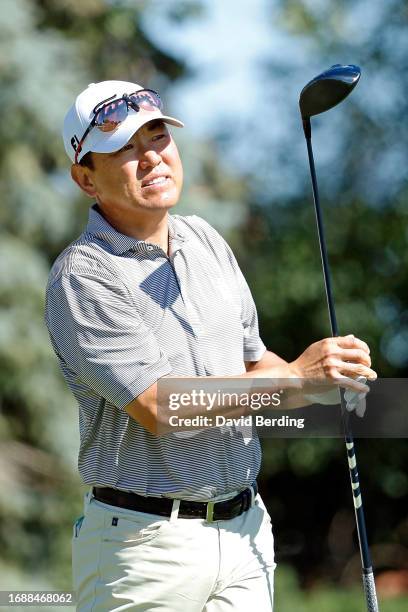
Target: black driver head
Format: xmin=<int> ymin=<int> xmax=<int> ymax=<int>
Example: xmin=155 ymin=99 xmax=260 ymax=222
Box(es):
xmin=299 ymin=64 xmax=361 ymax=119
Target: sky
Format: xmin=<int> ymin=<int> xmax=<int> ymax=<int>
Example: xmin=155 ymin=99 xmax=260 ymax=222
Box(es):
xmin=142 ymin=0 xmax=279 ymax=135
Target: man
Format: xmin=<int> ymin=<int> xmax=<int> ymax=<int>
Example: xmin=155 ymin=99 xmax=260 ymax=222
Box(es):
xmin=45 ymin=80 xmax=376 ymax=611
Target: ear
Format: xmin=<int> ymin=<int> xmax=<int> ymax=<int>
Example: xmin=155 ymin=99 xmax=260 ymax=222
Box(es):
xmin=71 ymin=164 xmax=97 ymax=199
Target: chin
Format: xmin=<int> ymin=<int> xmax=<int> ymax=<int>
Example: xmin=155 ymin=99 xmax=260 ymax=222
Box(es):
xmin=146 ymin=193 xmax=180 ymax=210
xmin=143 ymin=199 xmax=177 ymax=211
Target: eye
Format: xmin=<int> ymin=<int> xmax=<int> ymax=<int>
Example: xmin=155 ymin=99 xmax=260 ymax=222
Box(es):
xmin=120 ymin=143 xmax=134 ymax=152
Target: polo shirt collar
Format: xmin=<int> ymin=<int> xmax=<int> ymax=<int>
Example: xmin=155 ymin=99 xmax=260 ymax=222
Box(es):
xmin=86 ymin=204 xmax=187 ymax=255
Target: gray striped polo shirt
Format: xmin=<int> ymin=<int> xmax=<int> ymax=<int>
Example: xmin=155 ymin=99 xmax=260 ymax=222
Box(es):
xmin=45 ymin=205 xmax=266 ymax=501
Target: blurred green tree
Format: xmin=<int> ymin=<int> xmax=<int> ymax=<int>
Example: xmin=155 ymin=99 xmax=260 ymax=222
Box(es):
xmin=0 ymin=0 xmax=202 ymax=590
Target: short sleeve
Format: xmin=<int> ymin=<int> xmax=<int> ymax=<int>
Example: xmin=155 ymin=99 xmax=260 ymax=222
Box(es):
xmin=46 ymin=272 xmax=172 ymax=409
xmin=228 ymin=253 xmax=267 ymax=362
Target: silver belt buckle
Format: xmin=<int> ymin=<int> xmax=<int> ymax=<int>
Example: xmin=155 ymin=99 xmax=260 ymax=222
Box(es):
xmin=206 ymin=501 xmax=215 ymax=522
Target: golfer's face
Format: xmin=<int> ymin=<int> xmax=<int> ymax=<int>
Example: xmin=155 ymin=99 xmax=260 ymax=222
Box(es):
xmin=89 ymin=120 xmax=183 ymax=217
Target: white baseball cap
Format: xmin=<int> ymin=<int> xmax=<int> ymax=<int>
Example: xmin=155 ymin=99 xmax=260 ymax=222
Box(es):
xmin=63 ymin=80 xmax=184 ymax=163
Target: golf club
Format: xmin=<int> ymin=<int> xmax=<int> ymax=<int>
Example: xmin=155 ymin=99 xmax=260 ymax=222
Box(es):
xmin=299 ymin=64 xmax=379 ymax=612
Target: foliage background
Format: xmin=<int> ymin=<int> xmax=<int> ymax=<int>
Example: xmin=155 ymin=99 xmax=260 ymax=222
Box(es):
xmin=0 ymin=0 xmax=406 ymax=609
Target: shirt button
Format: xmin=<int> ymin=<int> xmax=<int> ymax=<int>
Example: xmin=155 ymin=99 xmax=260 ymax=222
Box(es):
xmin=147 ymin=246 xmax=154 ymax=251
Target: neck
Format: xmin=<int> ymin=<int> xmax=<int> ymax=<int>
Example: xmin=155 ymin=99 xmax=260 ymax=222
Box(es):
xmin=96 ymin=205 xmax=170 ymax=254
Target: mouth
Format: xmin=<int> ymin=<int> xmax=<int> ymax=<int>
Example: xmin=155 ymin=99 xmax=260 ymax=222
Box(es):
xmin=141 ymin=175 xmax=171 ymax=189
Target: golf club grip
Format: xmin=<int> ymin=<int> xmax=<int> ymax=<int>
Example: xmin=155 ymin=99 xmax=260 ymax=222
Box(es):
xmin=362 ymin=570 xmax=379 ymax=611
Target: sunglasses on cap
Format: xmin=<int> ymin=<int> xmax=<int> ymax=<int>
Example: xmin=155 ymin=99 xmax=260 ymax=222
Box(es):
xmin=74 ymin=89 xmax=163 ymax=164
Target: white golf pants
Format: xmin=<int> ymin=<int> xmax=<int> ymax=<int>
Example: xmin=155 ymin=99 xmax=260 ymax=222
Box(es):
xmin=72 ymin=490 xmax=276 ymax=611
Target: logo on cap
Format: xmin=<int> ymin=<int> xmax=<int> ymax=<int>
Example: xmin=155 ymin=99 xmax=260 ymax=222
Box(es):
xmin=71 ymin=135 xmax=80 ymax=151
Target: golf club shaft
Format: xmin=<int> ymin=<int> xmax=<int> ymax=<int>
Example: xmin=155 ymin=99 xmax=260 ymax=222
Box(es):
xmin=303 ymin=118 xmax=379 ymax=612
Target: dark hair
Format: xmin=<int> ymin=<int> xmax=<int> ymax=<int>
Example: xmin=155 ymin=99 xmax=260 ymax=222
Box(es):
xmin=79 ymin=151 xmax=95 ymax=170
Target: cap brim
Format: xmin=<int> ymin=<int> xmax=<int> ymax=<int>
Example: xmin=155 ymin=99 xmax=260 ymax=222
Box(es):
xmin=77 ymin=111 xmax=184 ymax=161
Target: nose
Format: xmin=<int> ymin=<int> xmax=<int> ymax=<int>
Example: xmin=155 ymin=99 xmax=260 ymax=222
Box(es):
xmin=139 ymin=149 xmax=162 ymax=171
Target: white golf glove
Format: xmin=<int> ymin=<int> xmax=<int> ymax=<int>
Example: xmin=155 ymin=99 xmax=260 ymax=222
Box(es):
xmin=305 ymin=376 xmax=367 ymax=417
xmin=344 ymin=376 xmax=367 ymax=417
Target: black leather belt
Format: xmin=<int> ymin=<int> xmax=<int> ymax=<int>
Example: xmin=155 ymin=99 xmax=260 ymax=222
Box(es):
xmin=92 ymin=482 xmax=258 ymax=522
